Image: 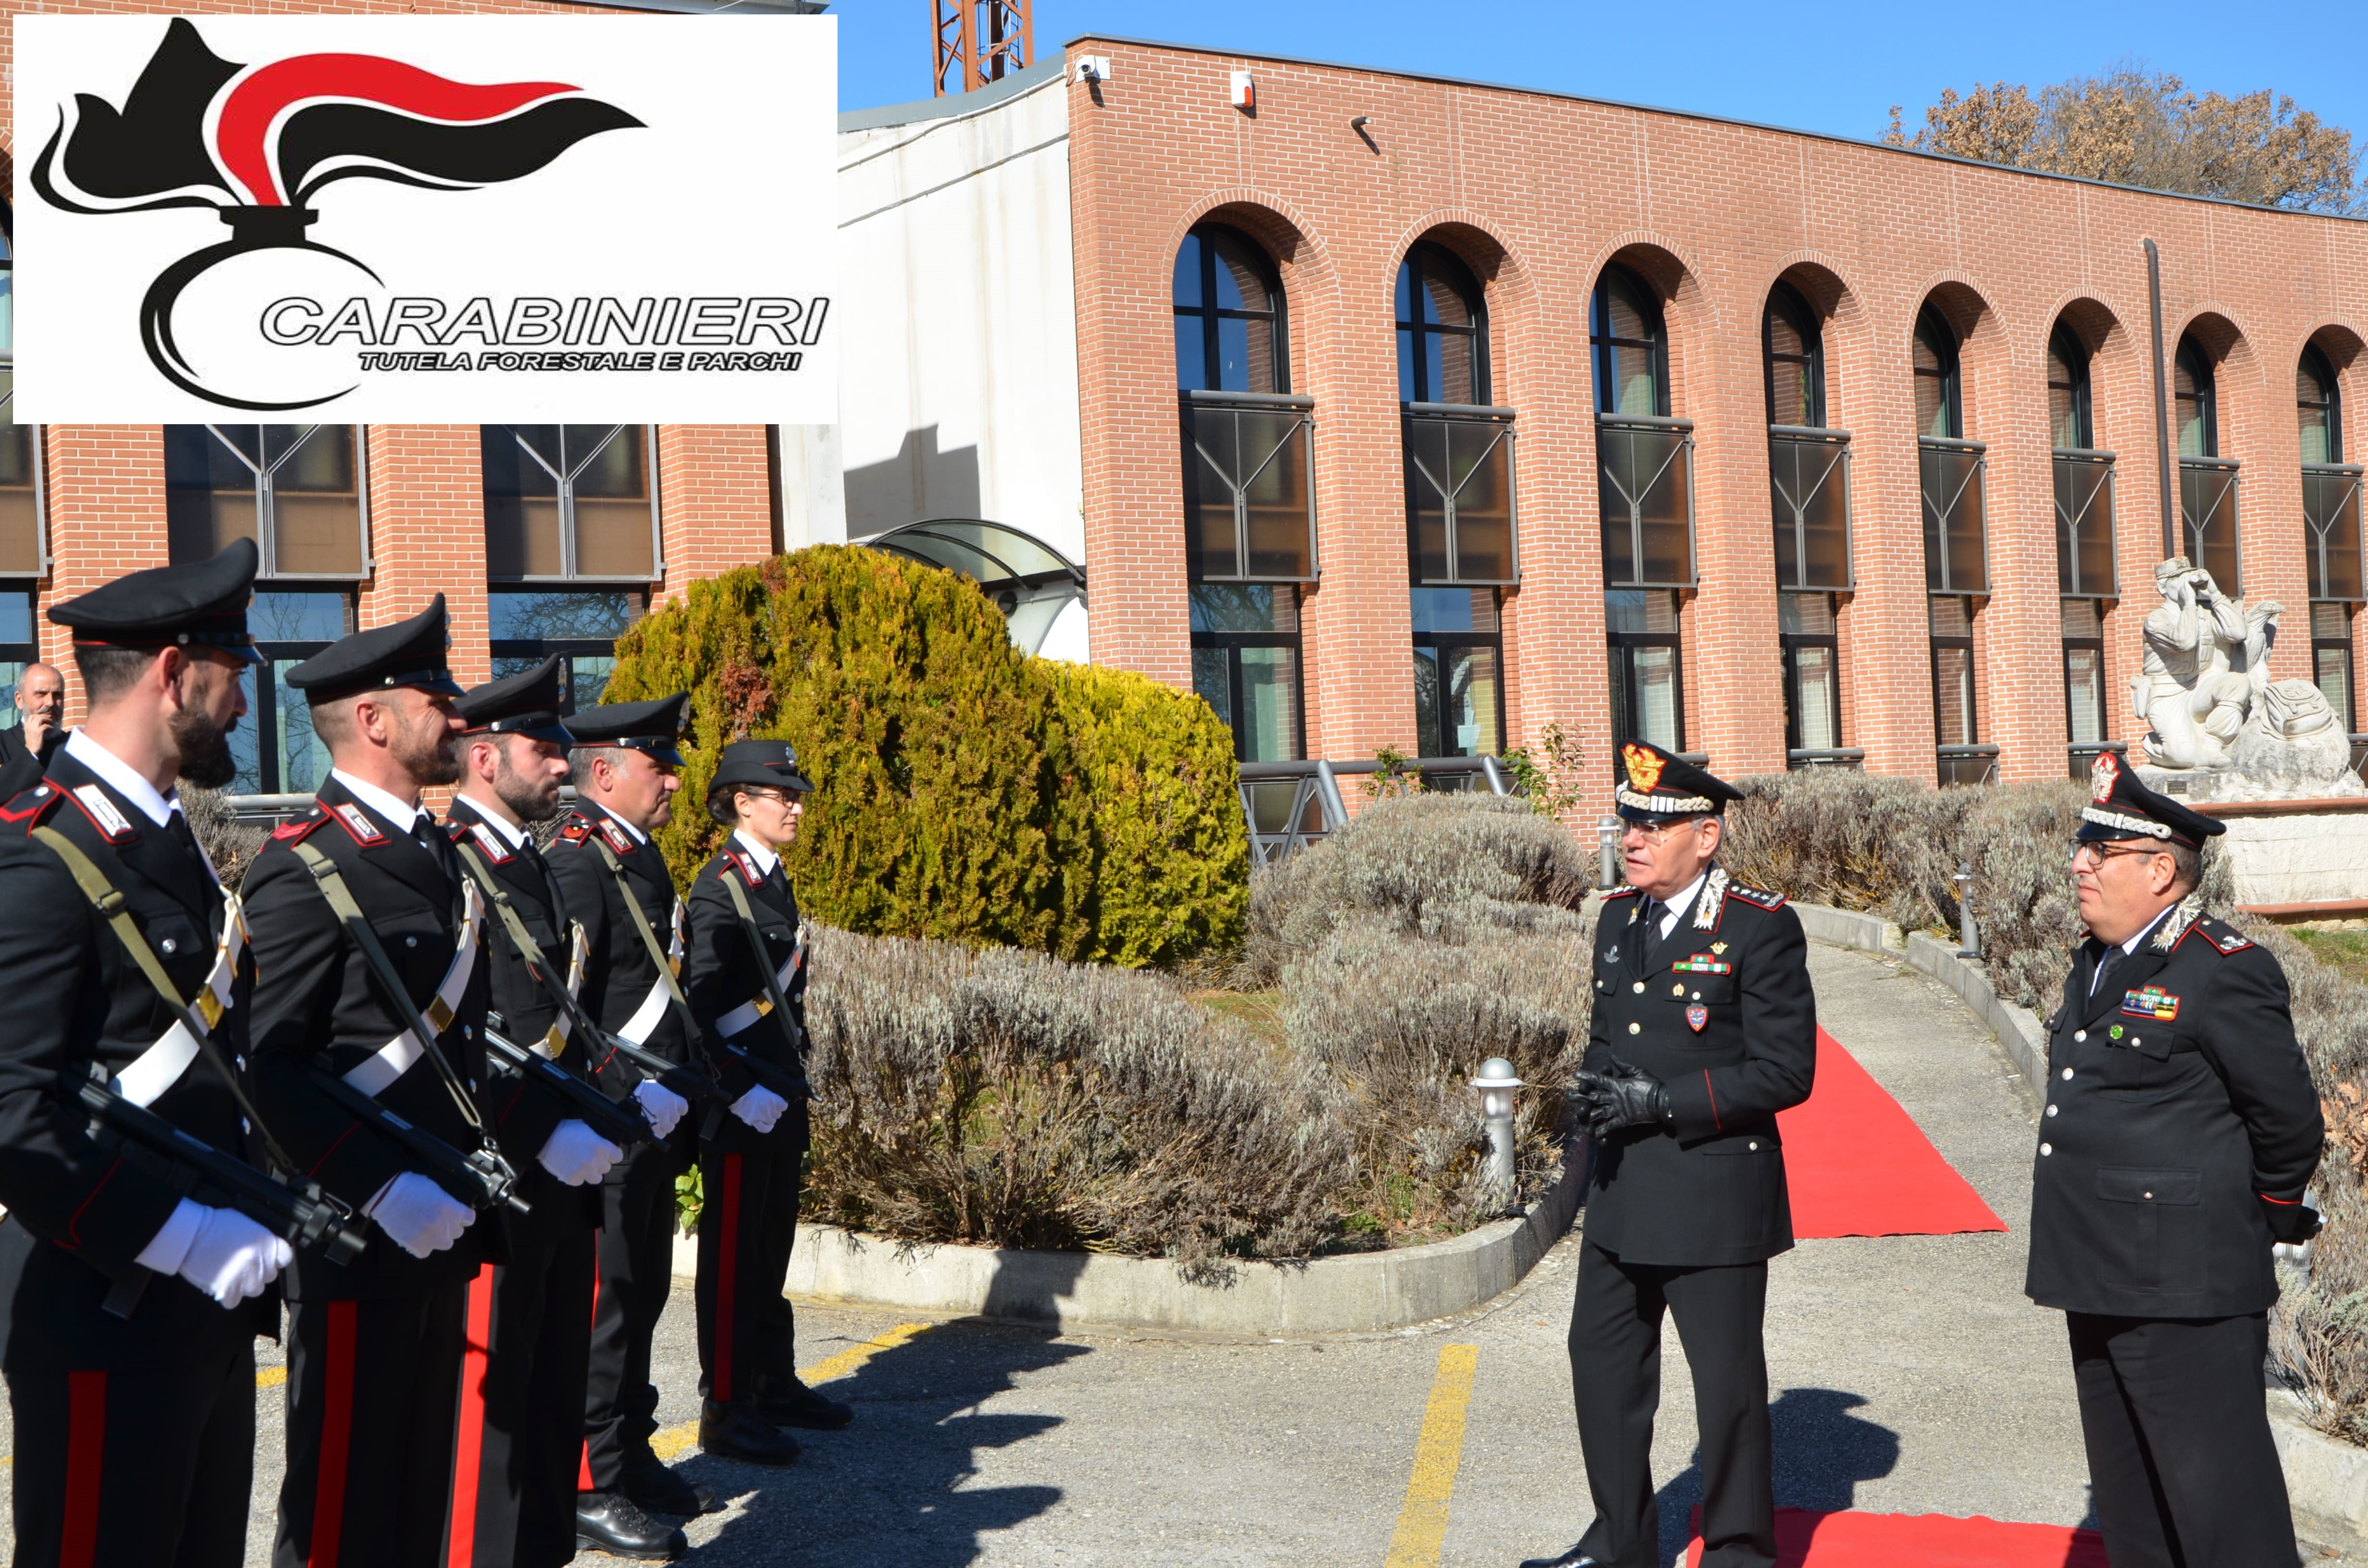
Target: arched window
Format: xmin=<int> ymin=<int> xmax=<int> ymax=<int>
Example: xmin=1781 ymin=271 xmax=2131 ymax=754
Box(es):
xmin=1763 ymin=283 xmax=1823 ymax=428
xmin=2048 ymin=326 xmax=2093 ymax=451
xmin=1591 ymin=266 xmax=1666 ymax=417
xmin=1173 ymin=225 xmax=1287 ymax=395
xmin=1913 ymin=306 xmax=1961 ymax=440
xmin=1396 ymin=244 xmax=1487 ymax=405
xmin=2301 ymin=344 xmax=2343 ymax=466
xmin=2174 ymin=337 xmax=2217 ymax=458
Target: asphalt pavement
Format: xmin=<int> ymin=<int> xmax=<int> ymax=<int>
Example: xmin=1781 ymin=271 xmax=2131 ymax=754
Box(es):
xmin=2 ymin=939 xmax=2356 ymax=1565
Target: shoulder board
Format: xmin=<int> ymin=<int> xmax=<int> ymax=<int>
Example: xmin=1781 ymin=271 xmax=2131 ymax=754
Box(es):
xmin=599 ymin=820 xmax=636 ymax=854
xmin=2194 ymin=916 xmax=2254 ymax=955
xmin=1599 ymin=886 xmax=1641 ymax=901
xmin=0 ymin=781 xmax=63 ymax=829
xmin=461 ymin=821 xmax=516 ymax=864
xmin=65 ymin=784 xmax=136 ymax=844
xmin=1724 ymin=883 xmax=1788 ymax=911
xmin=557 ymin=816 xmax=594 ymax=845
xmin=271 ymin=807 xmax=328 ymax=843
xmin=329 ymin=802 xmax=386 ymax=846
xmin=722 ymin=848 xmax=765 ymax=887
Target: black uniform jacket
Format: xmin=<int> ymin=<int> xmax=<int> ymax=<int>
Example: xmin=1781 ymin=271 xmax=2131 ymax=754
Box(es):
xmin=445 ymin=796 xmax=600 ymax=1238
xmin=0 ymin=754 xmax=272 ymax=1344
xmin=548 ymin=802 xmax=700 ymax=1180
xmin=2025 ymin=897 xmax=2323 ymax=1319
xmin=681 ymin=838 xmax=808 ymax=1155
xmin=0 ymin=722 xmax=64 ymax=797
xmin=1582 ymin=871 xmax=1817 ymax=1268
xmin=244 ymin=775 xmax=498 ymax=1300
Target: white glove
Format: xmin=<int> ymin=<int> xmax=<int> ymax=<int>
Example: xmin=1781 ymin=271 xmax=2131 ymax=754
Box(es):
xmin=537 ymin=1119 xmax=624 ymax=1186
xmin=363 ymin=1172 xmax=476 ymax=1259
xmin=728 ymin=1083 xmax=788 ymax=1134
xmin=632 ymin=1079 xmax=689 ymax=1140
xmin=138 ymin=1200 xmax=293 ymax=1308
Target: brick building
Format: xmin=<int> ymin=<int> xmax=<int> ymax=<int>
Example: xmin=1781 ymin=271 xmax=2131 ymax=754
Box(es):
xmin=4 ymin=19 xmax=2364 ymax=824
xmin=828 ymin=37 xmax=2367 ymax=826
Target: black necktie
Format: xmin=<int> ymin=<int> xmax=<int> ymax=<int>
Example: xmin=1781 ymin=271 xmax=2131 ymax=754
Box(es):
xmin=2092 ymin=943 xmax=2127 ymax=1001
xmin=165 ymin=809 xmax=201 ymax=860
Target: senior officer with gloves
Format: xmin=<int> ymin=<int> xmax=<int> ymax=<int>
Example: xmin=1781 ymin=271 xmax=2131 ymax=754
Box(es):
xmin=0 ymin=541 xmax=292 ymax=1567
xmin=1525 ymin=740 xmax=1815 ymax=1568
xmin=684 ymin=738 xmax=851 ymax=1467
xmin=2031 ymin=753 xmax=2321 ymax=1567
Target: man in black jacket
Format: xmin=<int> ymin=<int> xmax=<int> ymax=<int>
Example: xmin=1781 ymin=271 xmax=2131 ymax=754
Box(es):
xmin=444 ymin=657 xmax=666 ymax=1565
xmin=549 ymin=694 xmax=711 ymax=1520
xmin=682 ymin=738 xmax=850 ymax=1466
xmin=1526 ymin=741 xmax=1816 ymax=1568
xmin=0 ymin=658 xmax=66 ymax=781
xmin=246 ymin=596 xmax=508 ymax=1568
xmin=0 ymin=542 xmax=290 ymax=1567
xmin=2030 ymin=752 xmax=2322 ymax=1566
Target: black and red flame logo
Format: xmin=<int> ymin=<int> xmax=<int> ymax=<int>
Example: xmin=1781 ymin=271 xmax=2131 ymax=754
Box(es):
xmin=32 ymin=18 xmax=641 ymax=410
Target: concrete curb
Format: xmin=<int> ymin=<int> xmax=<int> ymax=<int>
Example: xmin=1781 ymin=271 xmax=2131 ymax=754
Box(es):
xmin=2273 ymin=1391 xmax=2368 ymax=1555
xmin=671 ymin=1137 xmax=1589 ymax=1335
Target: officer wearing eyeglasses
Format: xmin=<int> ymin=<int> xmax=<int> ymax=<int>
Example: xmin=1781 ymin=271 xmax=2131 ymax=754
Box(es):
xmin=1523 ymin=740 xmax=1815 ymax=1568
xmin=2030 ymin=753 xmax=2321 ymax=1567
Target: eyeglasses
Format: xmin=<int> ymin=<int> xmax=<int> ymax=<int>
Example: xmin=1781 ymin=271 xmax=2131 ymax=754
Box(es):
xmin=737 ymin=787 xmax=806 ymax=807
xmin=2068 ymin=839 xmax=2162 ymax=867
xmin=1622 ymin=816 xmax=1704 ymax=842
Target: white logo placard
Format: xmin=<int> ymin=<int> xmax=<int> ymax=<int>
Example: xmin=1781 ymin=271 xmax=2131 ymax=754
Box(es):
xmin=16 ymin=14 xmax=837 ymax=421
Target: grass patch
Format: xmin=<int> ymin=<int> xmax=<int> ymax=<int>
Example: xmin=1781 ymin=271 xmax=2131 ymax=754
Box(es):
xmin=2294 ymin=929 xmax=2368 ymax=988
xmin=1188 ymin=989 xmax=1290 ymax=1047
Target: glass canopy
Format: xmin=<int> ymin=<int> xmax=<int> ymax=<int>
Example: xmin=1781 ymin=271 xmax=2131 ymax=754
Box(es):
xmin=861 ymin=518 xmax=1086 ymax=655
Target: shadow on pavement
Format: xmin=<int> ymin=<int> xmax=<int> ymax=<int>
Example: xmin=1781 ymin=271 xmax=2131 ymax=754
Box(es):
xmin=679 ymin=1316 xmax=1091 ymax=1566
xmin=1653 ymin=1387 xmax=1901 ymax=1565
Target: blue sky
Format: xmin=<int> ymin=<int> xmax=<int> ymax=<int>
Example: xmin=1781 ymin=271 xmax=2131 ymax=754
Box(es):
xmin=833 ymin=0 xmax=2367 ymax=153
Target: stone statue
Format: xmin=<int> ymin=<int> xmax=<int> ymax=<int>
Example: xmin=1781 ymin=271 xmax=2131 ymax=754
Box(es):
xmin=2131 ymin=556 xmax=2361 ymax=800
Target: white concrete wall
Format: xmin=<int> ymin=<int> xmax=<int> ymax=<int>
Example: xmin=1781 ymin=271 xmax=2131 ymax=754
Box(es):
xmin=828 ymin=72 xmax=1084 ymax=579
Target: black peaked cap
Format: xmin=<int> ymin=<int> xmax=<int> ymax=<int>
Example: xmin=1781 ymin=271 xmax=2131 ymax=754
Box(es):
xmin=455 ymin=655 xmax=571 ymax=746
xmin=707 ymin=737 xmax=814 ymax=797
xmin=285 ymin=593 xmax=463 ymax=702
xmin=565 ymin=692 xmax=688 ymax=767
xmin=1613 ymin=738 xmax=1746 ymax=822
xmin=48 ymin=537 xmax=263 ymax=664
xmin=2079 ymin=750 xmax=2225 ymax=847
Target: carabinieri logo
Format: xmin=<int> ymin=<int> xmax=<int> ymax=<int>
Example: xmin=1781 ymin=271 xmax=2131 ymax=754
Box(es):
xmin=30 ymin=18 xmax=640 ymax=411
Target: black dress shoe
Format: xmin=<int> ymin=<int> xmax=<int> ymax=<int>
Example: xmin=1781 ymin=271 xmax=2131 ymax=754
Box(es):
xmin=576 ymin=1492 xmax=686 ymax=1561
xmin=699 ymin=1398 xmax=802 ymax=1466
xmin=753 ymin=1375 xmax=854 ymax=1431
xmin=1515 ymin=1550 xmax=1601 ymax=1568
xmin=615 ymin=1455 xmax=716 ymax=1518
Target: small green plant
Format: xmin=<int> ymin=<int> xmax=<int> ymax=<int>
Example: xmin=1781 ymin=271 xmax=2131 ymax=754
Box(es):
xmin=1366 ymin=747 xmax=1424 ymax=798
xmin=1501 ymin=721 xmax=1585 ymax=818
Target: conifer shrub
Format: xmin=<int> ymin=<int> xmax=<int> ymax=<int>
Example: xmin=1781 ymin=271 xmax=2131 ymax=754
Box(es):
xmin=600 ymin=546 xmax=1245 ymax=965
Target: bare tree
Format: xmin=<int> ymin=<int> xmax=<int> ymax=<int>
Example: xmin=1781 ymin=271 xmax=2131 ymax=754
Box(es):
xmin=1886 ymin=65 xmax=2362 ymax=214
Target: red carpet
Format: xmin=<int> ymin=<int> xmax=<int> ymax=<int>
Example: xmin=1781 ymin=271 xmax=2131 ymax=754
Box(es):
xmin=1686 ymin=1507 xmax=2108 ymax=1567
xmin=1774 ymin=1029 xmax=2006 ymax=1238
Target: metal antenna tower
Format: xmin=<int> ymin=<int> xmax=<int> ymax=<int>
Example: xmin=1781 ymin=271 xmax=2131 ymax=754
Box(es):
xmin=932 ymin=0 xmax=1032 ymax=97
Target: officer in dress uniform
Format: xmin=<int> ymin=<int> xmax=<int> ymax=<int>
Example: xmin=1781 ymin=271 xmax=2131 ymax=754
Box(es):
xmin=443 ymin=657 xmax=675 ymax=1565
xmin=683 ymin=739 xmax=851 ymax=1465
xmin=245 ymin=595 xmax=506 ymax=1568
xmin=1525 ymin=740 xmax=1816 ymax=1568
xmin=2030 ymin=752 xmax=2322 ymax=1567
xmin=0 ymin=541 xmax=293 ymax=1566
xmin=547 ymin=694 xmax=714 ymax=1526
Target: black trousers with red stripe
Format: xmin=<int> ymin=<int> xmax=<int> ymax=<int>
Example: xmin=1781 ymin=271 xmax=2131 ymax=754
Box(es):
xmin=581 ymin=1146 xmax=683 ymax=1490
xmin=273 ymin=1286 xmax=467 ymax=1568
xmin=447 ymin=1231 xmax=597 ymax=1568
xmin=693 ymin=1133 xmax=804 ymax=1404
xmin=5 ymin=1286 xmax=256 ymax=1568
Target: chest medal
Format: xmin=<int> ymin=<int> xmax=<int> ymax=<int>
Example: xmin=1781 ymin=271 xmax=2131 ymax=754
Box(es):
xmin=2121 ymin=986 xmax=2180 ymax=1022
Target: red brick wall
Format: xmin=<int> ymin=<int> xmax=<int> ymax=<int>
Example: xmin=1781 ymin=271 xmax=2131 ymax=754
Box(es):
xmin=1064 ymin=41 xmax=2368 ymax=816
xmin=656 ymin=425 xmax=776 ymax=606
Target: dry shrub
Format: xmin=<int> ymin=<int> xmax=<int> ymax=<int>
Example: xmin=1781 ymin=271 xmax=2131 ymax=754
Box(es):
xmin=182 ymin=785 xmax=266 ymax=887
xmin=1236 ymin=793 xmax=1594 ymax=987
xmin=801 ymin=926 xmax=1353 ymax=1271
xmin=1720 ymin=770 xmax=1967 ymax=926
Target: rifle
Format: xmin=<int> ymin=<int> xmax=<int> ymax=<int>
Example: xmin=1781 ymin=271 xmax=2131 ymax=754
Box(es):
xmin=596 ymin=1030 xmax=725 ymax=1107
xmin=483 ymin=1028 xmax=652 ymax=1150
xmin=78 ymin=1074 xmax=369 ymax=1317
xmin=309 ymin=1066 xmax=530 ymax=1217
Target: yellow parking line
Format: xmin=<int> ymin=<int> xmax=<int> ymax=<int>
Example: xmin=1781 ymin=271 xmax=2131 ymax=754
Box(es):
xmin=1381 ymin=1344 xmax=1480 ymax=1568
xmin=648 ymin=1322 xmax=935 ymax=1461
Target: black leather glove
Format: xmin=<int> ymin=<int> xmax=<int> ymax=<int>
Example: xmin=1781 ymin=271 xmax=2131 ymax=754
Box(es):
xmin=1575 ymin=1058 xmax=1670 ymax=1138
xmin=2263 ymin=1196 xmax=2322 ymax=1246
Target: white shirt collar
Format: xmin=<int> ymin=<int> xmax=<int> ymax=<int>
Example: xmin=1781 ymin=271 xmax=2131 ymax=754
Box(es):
xmin=63 ymin=728 xmax=180 ymax=829
xmin=731 ymin=828 xmax=780 ymax=877
xmin=458 ymin=796 xmax=530 ymax=849
xmin=591 ymin=801 xmax=648 ymax=844
xmin=2088 ymin=905 xmax=2177 ymax=993
xmin=330 ymin=768 xmax=430 ymax=832
xmin=1655 ymin=869 xmax=1712 ymax=938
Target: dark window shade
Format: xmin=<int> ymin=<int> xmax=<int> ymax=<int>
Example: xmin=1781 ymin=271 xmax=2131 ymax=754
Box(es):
xmin=483 ymin=425 xmax=654 ymax=581
xmin=0 ymin=373 xmax=37 ymax=576
xmin=2306 ymin=465 xmax=2364 ymax=602
xmin=1769 ymin=430 xmax=1850 ymax=590
xmin=2179 ymin=458 xmax=2242 ymax=594
xmin=1599 ymin=420 xmax=1695 ymax=588
xmin=1405 ymin=414 xmax=1515 ymax=585
xmin=1182 ymin=401 xmax=1315 ymax=582
xmin=2054 ymin=451 xmax=2115 ymax=597
xmin=1920 ymin=439 xmax=1987 ymax=594
xmin=165 ymin=425 xmax=362 ymax=577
